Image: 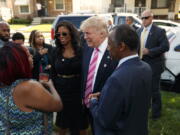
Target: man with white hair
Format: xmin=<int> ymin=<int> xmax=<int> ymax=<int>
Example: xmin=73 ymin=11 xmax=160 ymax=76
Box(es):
xmin=0 ymin=21 xmax=10 ymax=48
xmin=80 ymin=16 xmax=118 ymax=134
xmin=137 ymin=10 xmax=169 ymax=120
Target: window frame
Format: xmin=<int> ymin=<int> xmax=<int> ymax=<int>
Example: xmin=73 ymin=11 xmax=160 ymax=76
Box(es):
xmin=19 ymin=5 xmax=30 ymax=14
xmin=151 ymin=0 xmax=168 ymax=9
xmin=55 ymin=0 xmax=65 ymax=10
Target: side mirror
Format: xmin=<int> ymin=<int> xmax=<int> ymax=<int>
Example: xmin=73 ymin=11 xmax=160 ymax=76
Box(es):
xmin=174 ymin=45 xmax=180 ymax=52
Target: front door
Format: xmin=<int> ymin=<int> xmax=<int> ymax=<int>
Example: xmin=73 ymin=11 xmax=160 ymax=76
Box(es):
xmin=36 ymin=0 xmax=48 ymax=17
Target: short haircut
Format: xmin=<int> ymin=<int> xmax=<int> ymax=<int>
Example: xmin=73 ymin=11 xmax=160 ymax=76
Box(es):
xmin=0 ymin=42 xmax=32 ymax=85
xmin=112 ymin=24 xmax=139 ymax=51
xmin=0 ymin=21 xmax=9 ymax=27
xmin=80 ymin=16 xmax=108 ymax=35
xmin=12 ymin=32 xmax=25 ymax=41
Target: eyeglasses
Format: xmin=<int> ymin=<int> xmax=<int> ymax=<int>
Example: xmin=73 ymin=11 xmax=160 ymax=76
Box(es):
xmin=56 ymin=32 xmax=68 ymax=37
xmin=141 ymin=16 xmax=150 ymax=20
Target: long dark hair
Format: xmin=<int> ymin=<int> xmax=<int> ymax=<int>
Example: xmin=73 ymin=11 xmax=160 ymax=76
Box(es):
xmin=54 ymin=21 xmax=81 ymax=56
xmin=29 ymin=30 xmax=45 ymax=48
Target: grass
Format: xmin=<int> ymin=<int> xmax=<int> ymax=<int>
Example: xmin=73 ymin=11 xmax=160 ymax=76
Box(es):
xmin=25 ymin=24 xmax=52 ymax=32
xmin=10 ymin=24 xmax=52 ymax=33
xmin=148 ymin=91 xmax=180 ymax=135
xmin=10 ymin=24 xmax=28 ymax=30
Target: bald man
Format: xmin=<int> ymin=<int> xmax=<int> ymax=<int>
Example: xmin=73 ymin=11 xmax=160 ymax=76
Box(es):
xmin=137 ymin=10 xmax=169 ymax=120
xmin=0 ymin=21 xmax=10 ymax=48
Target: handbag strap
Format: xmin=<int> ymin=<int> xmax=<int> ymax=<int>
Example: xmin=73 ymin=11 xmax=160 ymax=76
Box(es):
xmin=43 ymin=113 xmax=48 ymax=135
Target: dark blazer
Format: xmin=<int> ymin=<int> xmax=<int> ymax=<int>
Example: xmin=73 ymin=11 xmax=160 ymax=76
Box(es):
xmin=137 ymin=24 xmax=169 ymax=74
xmin=81 ymin=43 xmax=118 ymax=97
xmin=90 ymin=57 xmax=152 ymax=135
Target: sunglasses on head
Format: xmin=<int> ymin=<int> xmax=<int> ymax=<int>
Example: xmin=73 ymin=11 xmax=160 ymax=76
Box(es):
xmin=141 ymin=16 xmax=150 ymax=20
xmin=56 ymin=32 xmax=68 ymax=37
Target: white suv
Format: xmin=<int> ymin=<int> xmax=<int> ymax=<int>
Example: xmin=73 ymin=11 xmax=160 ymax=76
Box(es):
xmin=161 ymin=27 xmax=180 ymax=91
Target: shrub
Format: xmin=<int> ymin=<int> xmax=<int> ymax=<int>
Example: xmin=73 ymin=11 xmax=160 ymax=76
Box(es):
xmin=9 ymin=17 xmax=31 ymax=24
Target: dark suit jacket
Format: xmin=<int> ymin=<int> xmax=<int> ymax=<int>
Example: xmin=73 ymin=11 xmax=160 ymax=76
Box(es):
xmin=137 ymin=24 xmax=169 ymax=74
xmin=90 ymin=57 xmax=152 ymax=135
xmin=81 ymin=43 xmax=118 ymax=97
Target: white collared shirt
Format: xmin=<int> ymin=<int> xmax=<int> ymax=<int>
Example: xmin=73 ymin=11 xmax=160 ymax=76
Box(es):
xmin=141 ymin=23 xmax=152 ymax=47
xmin=117 ymin=54 xmax=139 ymax=68
xmin=91 ymin=38 xmax=108 ymax=91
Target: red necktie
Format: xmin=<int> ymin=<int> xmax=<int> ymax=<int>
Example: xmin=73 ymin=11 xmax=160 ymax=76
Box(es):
xmin=84 ymin=48 xmax=99 ymax=107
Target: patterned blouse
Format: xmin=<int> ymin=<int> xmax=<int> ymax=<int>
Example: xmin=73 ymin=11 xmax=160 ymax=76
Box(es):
xmin=0 ymin=79 xmax=53 ymax=135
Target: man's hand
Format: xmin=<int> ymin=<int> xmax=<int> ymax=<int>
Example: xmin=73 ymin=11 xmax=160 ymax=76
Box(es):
xmin=89 ymin=92 xmax=101 ymax=100
xmin=143 ymin=48 xmax=149 ymax=55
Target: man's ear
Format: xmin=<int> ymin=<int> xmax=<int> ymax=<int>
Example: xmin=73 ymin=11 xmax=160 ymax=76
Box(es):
xmin=119 ymin=42 xmax=126 ymax=52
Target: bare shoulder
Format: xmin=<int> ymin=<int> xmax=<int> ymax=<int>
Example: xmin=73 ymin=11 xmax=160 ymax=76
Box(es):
xmin=14 ymin=80 xmax=43 ymax=95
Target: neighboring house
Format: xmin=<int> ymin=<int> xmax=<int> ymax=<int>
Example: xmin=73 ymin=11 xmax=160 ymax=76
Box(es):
xmin=0 ymin=0 xmax=179 ymax=20
xmin=0 ymin=0 xmax=13 ymax=21
xmin=72 ymin=0 xmax=111 ymax=13
xmin=110 ymin=0 xmax=180 ymax=20
xmin=0 ymin=0 xmax=72 ymax=20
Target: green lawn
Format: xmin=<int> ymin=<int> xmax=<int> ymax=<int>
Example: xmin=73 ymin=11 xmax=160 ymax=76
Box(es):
xmin=10 ymin=24 xmax=28 ymax=30
xmin=10 ymin=24 xmax=52 ymax=33
xmin=25 ymin=24 xmax=52 ymax=32
xmin=149 ymin=91 xmax=180 ymax=135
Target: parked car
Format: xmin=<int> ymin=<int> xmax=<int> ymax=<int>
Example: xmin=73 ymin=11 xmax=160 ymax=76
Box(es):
xmin=161 ymin=27 xmax=180 ymax=92
xmin=51 ymin=13 xmax=113 ymax=45
xmin=51 ymin=14 xmax=93 ymax=41
xmin=153 ymin=19 xmax=180 ymax=31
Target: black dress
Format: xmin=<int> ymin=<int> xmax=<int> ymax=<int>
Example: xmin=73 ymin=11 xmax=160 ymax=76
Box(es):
xmin=51 ymin=51 xmax=88 ymax=130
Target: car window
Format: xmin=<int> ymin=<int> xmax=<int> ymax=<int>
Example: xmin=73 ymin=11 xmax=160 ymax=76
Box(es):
xmin=117 ymin=16 xmax=126 ymax=25
xmin=55 ymin=16 xmax=91 ymax=29
xmin=153 ymin=22 xmax=176 ymax=27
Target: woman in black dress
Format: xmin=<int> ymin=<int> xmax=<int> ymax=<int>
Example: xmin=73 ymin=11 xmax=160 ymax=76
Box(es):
xmin=51 ymin=21 xmax=88 ymax=135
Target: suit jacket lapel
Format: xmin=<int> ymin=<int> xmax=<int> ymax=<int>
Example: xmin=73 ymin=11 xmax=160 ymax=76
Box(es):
xmin=84 ymin=47 xmax=93 ymax=80
xmin=145 ymin=25 xmax=154 ymax=48
xmin=94 ymin=50 xmax=111 ymax=90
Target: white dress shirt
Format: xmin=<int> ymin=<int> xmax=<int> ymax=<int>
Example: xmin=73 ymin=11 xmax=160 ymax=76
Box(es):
xmin=141 ymin=23 xmax=152 ymax=48
xmin=117 ymin=54 xmax=139 ymax=68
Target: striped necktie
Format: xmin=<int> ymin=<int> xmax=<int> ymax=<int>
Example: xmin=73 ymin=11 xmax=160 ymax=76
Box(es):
xmin=84 ymin=48 xmax=99 ymax=107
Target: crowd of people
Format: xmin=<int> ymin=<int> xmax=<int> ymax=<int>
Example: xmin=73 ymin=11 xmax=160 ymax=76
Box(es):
xmin=0 ymin=9 xmax=170 ymax=135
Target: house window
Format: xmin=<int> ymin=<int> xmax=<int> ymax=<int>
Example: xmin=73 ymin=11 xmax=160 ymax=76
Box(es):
xmin=151 ymin=0 xmax=168 ymax=8
xmin=115 ymin=0 xmax=124 ymax=7
xmin=55 ymin=0 xmax=64 ymax=10
xmin=20 ymin=5 xmax=29 ymax=13
xmin=0 ymin=0 xmax=6 ymax=6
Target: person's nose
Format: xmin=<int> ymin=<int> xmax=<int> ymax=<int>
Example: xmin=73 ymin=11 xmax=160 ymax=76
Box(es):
xmin=5 ymin=30 xmax=10 ymax=35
